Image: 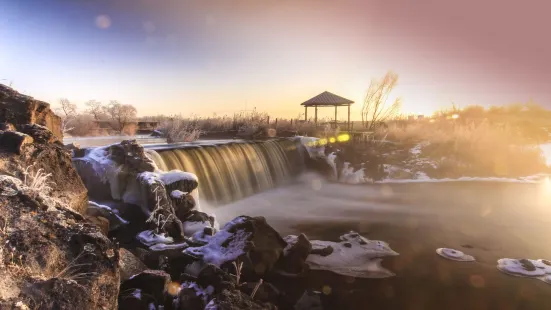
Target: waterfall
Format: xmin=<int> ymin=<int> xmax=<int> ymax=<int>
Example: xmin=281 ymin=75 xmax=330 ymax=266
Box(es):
xmin=145 ymin=139 xmax=305 ymax=204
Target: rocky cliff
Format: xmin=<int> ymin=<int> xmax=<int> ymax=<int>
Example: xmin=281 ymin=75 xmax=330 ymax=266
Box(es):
xmin=0 ymin=84 xmax=63 ymax=140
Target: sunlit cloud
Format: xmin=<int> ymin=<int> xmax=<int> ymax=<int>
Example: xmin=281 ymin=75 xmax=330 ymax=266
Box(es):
xmin=143 ymin=21 xmax=156 ymax=34
xmin=95 ymin=15 xmax=111 ymax=29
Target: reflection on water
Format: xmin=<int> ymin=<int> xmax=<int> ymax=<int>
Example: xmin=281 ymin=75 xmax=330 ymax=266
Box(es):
xmin=147 ymin=139 xmax=304 ymax=204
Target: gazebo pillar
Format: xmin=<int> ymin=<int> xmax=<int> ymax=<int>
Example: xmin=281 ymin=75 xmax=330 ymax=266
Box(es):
xmin=347 ymin=104 xmax=351 ymax=131
xmin=334 ymin=105 xmax=338 ymax=129
xmin=304 ymin=106 xmax=308 ymax=121
xmin=315 ymin=106 xmax=318 ymax=125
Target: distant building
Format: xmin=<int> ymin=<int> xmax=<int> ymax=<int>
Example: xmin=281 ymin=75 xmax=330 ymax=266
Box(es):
xmin=91 ymin=120 xmax=159 ymax=135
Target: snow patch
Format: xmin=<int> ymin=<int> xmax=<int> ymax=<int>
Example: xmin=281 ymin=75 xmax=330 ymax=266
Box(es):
xmin=496 ymin=258 xmax=548 ymax=277
xmin=183 ymin=217 xmax=249 ymax=266
xmin=137 ymin=230 xmax=174 ymax=247
xmin=183 ymin=221 xmax=211 ymax=237
xmin=159 ymin=170 xmax=198 ymax=185
xmin=181 ymin=281 xmax=214 ymax=304
xmin=285 ymin=231 xmax=399 ymax=278
xmin=132 ymin=289 xmax=142 ymax=300
xmin=436 ymin=248 xmax=475 ymax=262
xmin=171 ymin=190 xmax=188 ymax=199
xmin=149 ymin=242 xmax=189 ymax=252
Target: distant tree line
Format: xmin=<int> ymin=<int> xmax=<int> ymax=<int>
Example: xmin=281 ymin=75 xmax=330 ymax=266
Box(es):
xmin=55 ymin=99 xmax=137 ymax=136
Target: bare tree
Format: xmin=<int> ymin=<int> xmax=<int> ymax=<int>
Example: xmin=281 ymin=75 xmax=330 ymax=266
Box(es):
xmin=85 ymin=100 xmax=105 ymax=121
xmin=55 ymin=98 xmax=78 ymax=135
xmin=103 ymin=101 xmax=137 ymax=134
xmin=361 ymin=71 xmax=402 ymax=132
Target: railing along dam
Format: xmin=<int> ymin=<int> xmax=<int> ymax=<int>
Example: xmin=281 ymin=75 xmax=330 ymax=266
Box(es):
xmin=145 ymin=139 xmax=305 ymax=204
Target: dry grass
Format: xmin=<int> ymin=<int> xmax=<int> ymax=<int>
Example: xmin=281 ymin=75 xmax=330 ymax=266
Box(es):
xmin=382 ymin=120 xmax=547 ymax=177
xmin=22 ymin=165 xmax=52 ymax=196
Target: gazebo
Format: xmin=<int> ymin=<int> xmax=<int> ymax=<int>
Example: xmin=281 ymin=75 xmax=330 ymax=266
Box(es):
xmin=300 ymin=91 xmax=355 ymax=130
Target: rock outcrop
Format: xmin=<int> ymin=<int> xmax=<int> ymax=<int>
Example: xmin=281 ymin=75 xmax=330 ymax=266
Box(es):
xmin=0 ymin=125 xmax=88 ymax=214
xmin=0 ymin=84 xmax=63 ymax=140
xmin=0 ymin=174 xmax=119 ymax=309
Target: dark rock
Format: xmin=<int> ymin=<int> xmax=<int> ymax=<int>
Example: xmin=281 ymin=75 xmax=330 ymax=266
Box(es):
xmin=0 ymin=130 xmax=34 ymax=154
xmin=184 ymin=210 xmax=216 ymax=227
xmin=171 ymin=191 xmax=196 ymax=220
xmin=19 ymin=123 xmax=60 ymax=144
xmin=311 ymin=245 xmax=333 ymax=257
xmin=278 ymin=233 xmax=312 ymax=274
xmin=119 ymin=248 xmax=148 ymax=281
xmin=0 ymin=122 xmax=16 ymax=131
xmin=175 ymin=283 xmax=210 ymax=310
xmin=0 ymin=84 xmax=63 ymax=140
xmin=240 ymin=281 xmax=283 ymax=306
xmin=86 ymin=201 xmax=128 ymax=232
xmin=206 ymin=289 xmax=277 ymax=310
xmin=108 ymin=139 xmax=156 ymax=173
xmin=120 ymin=270 xmax=171 ymax=306
xmin=343 ymin=242 xmax=352 ymax=248
xmin=294 ymin=290 xmax=324 ymax=310
xmin=118 ymin=288 xmax=157 ymax=310
xmin=164 ymin=176 xmax=199 ymax=195
xmin=196 ymin=264 xmax=236 ymax=294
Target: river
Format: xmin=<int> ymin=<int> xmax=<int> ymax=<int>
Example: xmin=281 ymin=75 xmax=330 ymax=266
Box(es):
xmin=212 ymin=173 xmax=551 ymax=309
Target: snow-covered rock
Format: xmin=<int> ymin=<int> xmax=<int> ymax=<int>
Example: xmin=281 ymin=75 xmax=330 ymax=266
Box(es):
xmin=436 ymin=248 xmax=475 ymax=262
xmin=285 ymin=231 xmax=399 ymax=278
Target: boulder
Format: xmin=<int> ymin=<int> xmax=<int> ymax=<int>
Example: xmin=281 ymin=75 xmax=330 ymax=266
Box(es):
xmin=119 ymin=270 xmax=171 ymax=307
xmin=0 ymin=175 xmax=119 ymax=309
xmin=183 ymin=216 xmax=286 ymax=279
xmin=0 ymin=130 xmax=34 ymax=154
xmin=0 ymin=125 xmax=88 ymax=214
xmin=108 ymin=139 xmax=156 ymax=173
xmin=277 ymin=233 xmax=312 ymax=274
xmin=119 ymin=248 xmax=148 ymax=281
xmin=0 ymin=84 xmax=62 ymax=140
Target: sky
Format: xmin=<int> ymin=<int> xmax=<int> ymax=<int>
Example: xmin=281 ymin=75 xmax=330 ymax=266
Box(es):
xmin=1 ymin=0 xmax=550 ymax=119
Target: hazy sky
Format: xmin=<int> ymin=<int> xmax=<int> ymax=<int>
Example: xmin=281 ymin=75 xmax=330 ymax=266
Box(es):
xmin=1 ymin=0 xmax=550 ymax=119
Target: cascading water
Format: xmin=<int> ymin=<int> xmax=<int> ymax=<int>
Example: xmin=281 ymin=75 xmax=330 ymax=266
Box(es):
xmin=146 ymin=139 xmax=305 ymax=204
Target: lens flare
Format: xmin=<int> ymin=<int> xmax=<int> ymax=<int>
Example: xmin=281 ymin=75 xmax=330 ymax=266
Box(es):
xmin=95 ymin=15 xmax=111 ymax=29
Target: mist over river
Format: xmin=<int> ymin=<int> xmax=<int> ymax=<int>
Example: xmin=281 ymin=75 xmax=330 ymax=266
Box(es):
xmin=211 ymin=173 xmax=551 ymax=309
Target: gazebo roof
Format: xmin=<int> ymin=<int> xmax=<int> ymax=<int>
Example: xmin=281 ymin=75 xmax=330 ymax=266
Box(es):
xmin=301 ymin=91 xmax=354 ymax=107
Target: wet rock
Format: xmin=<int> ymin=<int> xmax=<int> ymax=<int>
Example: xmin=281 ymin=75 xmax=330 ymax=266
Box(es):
xmin=119 ymin=248 xmax=148 ymax=282
xmin=0 ymin=130 xmax=34 ymax=154
xmin=278 ymin=233 xmax=312 ymax=274
xmin=0 ymin=84 xmax=62 ymax=140
xmin=119 ymin=270 xmax=171 ymax=307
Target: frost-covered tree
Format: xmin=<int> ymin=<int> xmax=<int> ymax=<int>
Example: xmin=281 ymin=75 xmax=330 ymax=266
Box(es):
xmin=55 ymin=98 xmax=78 ymax=135
xmin=361 ymin=71 xmax=401 ymax=132
xmin=103 ymin=101 xmax=137 ymax=134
